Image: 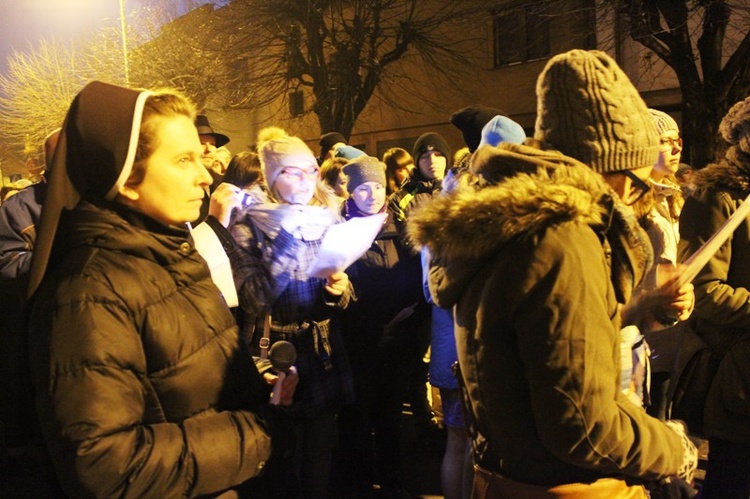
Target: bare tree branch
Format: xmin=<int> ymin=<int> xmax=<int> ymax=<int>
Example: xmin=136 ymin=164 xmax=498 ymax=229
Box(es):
xmin=214 ymin=0 xmax=492 ymax=136
xmin=599 ymin=0 xmax=750 ymax=166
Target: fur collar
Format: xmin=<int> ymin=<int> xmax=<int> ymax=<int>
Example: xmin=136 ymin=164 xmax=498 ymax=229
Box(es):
xmin=407 ymin=143 xmax=610 ymax=263
xmin=693 ymin=146 xmax=750 ymax=197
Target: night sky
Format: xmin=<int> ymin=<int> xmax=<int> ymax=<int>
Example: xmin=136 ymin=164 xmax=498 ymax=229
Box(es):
xmin=0 ymin=1 xmax=233 ymax=77
xmin=0 ymin=1 xmax=150 ymax=76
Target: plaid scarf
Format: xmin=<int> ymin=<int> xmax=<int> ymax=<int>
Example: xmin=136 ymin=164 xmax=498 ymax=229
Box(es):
xmin=240 ymin=202 xmax=335 ymax=241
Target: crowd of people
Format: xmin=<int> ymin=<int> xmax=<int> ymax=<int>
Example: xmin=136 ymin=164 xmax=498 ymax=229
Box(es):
xmin=1 ymin=48 xmax=750 ymax=499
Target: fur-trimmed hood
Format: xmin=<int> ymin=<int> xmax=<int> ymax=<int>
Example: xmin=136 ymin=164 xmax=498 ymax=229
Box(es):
xmin=407 ymin=142 xmax=653 ymax=308
xmin=407 ymin=142 xmax=610 ymax=263
xmin=692 ymin=146 xmax=750 ymax=198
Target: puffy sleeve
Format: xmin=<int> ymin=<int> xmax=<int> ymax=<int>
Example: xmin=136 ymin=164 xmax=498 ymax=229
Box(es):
xmin=29 ymin=274 xmax=286 ymax=498
xmin=513 ymin=223 xmax=685 ymax=479
xmin=0 ymin=188 xmax=41 ymax=280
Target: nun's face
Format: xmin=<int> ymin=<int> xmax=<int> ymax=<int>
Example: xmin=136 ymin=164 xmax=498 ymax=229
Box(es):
xmin=121 ymin=115 xmax=212 ymax=226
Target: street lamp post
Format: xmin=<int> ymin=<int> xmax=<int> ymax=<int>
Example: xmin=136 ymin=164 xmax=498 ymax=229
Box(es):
xmin=119 ymin=0 xmax=129 ymax=85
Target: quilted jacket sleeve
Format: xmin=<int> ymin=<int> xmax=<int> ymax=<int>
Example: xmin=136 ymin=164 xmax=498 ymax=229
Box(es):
xmin=29 ymin=276 xmax=282 ymax=498
xmin=0 ymin=187 xmax=41 ymax=280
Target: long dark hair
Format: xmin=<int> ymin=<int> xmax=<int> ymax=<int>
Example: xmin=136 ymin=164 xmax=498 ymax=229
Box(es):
xmin=224 ymin=150 xmax=263 ymax=188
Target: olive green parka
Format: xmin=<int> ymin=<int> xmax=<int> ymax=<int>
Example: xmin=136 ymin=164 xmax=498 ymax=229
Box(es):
xmin=408 ymin=143 xmax=685 ymax=486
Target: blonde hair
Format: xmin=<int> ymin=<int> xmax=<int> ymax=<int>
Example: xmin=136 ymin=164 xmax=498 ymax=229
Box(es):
xmin=320 ymin=157 xmax=348 ymax=189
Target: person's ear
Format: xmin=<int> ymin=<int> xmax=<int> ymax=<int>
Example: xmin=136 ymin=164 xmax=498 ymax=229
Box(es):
xmin=117 ymin=183 xmax=140 ymax=201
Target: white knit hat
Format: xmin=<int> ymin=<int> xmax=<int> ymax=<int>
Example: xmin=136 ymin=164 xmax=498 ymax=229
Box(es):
xmin=648 ymin=109 xmax=679 ymax=135
xmin=259 ymin=136 xmax=318 ymax=188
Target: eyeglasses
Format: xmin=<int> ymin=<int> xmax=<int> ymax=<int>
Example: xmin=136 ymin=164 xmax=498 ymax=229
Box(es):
xmin=660 ymin=137 xmax=682 ymax=149
xmin=279 ymin=166 xmax=319 ymax=181
xmin=620 ymin=169 xmax=651 ymax=206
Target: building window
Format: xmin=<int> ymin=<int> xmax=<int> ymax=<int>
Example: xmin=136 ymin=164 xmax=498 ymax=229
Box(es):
xmin=493 ymin=3 xmax=551 ymax=67
xmin=289 ymin=90 xmax=304 ymax=117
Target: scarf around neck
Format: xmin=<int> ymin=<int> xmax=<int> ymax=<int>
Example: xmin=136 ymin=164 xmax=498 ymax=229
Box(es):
xmin=343 ymin=197 xmax=387 ymax=220
xmin=240 ymin=202 xmax=336 ymax=241
xmin=600 ymin=194 xmax=654 ymax=305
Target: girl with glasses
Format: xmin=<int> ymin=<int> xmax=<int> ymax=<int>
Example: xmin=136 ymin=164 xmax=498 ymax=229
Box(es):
xmin=229 ymin=130 xmax=355 ymax=499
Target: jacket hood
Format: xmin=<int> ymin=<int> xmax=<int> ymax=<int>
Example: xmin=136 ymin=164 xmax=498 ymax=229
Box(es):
xmin=407 ymin=142 xmax=609 ymax=263
xmin=52 ymin=201 xmax=191 ymax=270
xmin=692 ymin=146 xmax=750 ymax=198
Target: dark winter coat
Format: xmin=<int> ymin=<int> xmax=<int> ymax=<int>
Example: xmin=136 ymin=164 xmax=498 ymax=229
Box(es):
xmin=678 ymin=146 xmax=750 ymax=445
xmin=342 ymin=210 xmax=427 ymax=357
xmin=408 ymin=143 xmax=685 ymax=486
xmin=28 ymin=201 xmax=287 ymax=498
xmin=0 ymin=179 xmax=45 ymax=280
xmin=388 ymin=172 xmax=441 ymax=229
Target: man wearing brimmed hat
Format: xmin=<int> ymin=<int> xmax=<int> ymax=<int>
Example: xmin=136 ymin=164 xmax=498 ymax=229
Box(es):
xmin=195 ymin=115 xmax=231 ymax=188
xmin=408 ymin=50 xmax=697 ymax=496
xmin=195 ymin=114 xmax=230 ymax=148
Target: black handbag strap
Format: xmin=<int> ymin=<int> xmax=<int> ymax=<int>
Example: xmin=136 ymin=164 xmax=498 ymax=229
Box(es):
xmin=259 ymin=311 xmax=271 ymax=360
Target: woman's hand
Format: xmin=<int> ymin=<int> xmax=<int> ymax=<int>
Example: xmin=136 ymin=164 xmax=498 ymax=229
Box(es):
xmin=208 ymin=182 xmax=242 ymax=227
xmin=263 ymin=370 xmax=299 ymax=407
xmin=324 ymin=271 xmax=349 ymax=296
xmin=656 ymin=263 xmax=695 ymax=322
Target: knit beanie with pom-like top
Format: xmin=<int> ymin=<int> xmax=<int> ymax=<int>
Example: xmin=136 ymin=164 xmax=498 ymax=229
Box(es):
xmin=259 ymin=136 xmax=318 ymax=188
xmin=534 ymin=49 xmax=660 ymax=173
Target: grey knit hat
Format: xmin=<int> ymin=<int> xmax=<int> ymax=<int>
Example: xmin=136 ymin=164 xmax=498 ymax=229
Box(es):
xmin=648 ymin=109 xmax=679 ymax=135
xmin=534 ymin=49 xmax=660 ymax=173
xmin=343 ymin=155 xmax=386 ymax=192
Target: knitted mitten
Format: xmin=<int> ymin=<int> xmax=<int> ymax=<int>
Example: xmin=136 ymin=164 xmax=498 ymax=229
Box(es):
xmin=665 ymin=420 xmax=698 ymax=484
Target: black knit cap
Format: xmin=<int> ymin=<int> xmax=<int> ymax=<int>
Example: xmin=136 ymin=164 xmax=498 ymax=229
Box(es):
xmin=450 ymin=105 xmax=506 ymax=152
xmin=412 ymin=132 xmax=452 ymax=168
xmin=318 ymin=132 xmax=347 ymax=162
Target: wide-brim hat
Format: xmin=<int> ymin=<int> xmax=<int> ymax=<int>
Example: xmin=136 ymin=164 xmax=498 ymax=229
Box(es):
xmin=28 ymin=81 xmax=152 ymax=298
xmin=195 ymin=114 xmax=230 ymax=147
